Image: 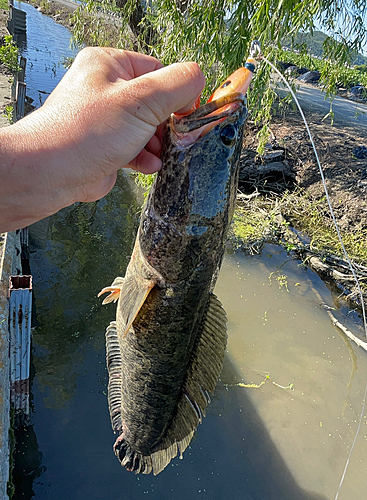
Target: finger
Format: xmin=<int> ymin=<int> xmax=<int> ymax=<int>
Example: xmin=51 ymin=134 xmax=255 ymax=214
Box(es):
xmin=129 ymin=149 xmax=162 ymax=174
xmin=77 ymin=172 xmax=117 ymax=203
xmin=122 ymin=50 xmax=164 ymax=78
xmin=118 ymin=61 xmax=206 ymax=127
xmin=96 ymin=48 xmax=164 ymax=79
xmin=144 ymin=134 xmax=161 ymax=157
xmin=69 ymin=47 xmax=164 ymax=84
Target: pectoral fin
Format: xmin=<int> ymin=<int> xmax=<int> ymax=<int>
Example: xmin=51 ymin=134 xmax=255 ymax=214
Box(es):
xmin=116 ymin=276 xmax=156 ymax=338
xmin=98 ymin=277 xmax=125 ymax=304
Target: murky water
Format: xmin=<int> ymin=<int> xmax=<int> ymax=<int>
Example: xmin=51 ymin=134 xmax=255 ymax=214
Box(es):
xmin=216 ymin=250 xmax=367 ymax=499
xmin=11 ymin=5 xmax=367 ymax=500
xmin=16 ymin=192 xmax=367 ymax=500
xmin=16 ymin=1 xmax=78 ymax=108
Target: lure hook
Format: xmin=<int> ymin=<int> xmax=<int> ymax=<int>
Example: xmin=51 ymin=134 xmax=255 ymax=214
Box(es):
xmin=250 ymin=40 xmax=262 ymax=59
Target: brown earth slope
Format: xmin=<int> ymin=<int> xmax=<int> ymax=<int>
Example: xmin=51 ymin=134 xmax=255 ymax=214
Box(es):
xmin=240 ymin=110 xmax=367 ymax=234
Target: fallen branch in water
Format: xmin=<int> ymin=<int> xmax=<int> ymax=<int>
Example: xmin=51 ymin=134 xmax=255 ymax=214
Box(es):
xmin=273 ymin=213 xmax=367 ymax=306
xmin=292 ymin=234 xmax=367 ymax=352
xmin=324 ymin=309 xmax=367 ymax=352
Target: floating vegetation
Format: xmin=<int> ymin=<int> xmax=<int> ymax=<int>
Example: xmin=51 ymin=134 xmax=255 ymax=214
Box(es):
xmin=224 ymin=372 xmax=294 ymax=391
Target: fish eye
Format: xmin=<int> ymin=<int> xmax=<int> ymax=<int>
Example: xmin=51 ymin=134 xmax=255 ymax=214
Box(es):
xmin=221 ymin=80 xmax=231 ymax=88
xmin=220 ymin=123 xmax=237 ymax=146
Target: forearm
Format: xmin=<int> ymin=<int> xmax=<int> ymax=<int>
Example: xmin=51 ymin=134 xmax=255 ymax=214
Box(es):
xmin=0 ymin=113 xmax=73 ymax=232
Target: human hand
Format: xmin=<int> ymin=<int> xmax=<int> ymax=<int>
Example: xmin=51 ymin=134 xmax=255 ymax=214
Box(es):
xmin=0 ymin=48 xmax=205 ymax=231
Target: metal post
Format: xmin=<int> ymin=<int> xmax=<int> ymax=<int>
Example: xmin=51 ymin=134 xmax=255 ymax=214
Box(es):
xmin=9 ymin=275 xmax=32 ymax=426
xmin=16 ymin=81 xmax=26 ymax=121
xmin=18 ymin=56 xmax=26 ymax=83
xmin=7 ymin=4 xmax=26 ymax=37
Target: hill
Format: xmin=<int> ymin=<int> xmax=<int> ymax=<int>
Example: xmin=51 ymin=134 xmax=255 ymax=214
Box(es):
xmin=283 ymin=30 xmax=367 ymax=66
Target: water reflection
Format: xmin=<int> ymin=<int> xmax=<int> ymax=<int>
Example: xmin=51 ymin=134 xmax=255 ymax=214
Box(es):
xmin=28 ymin=173 xmax=141 ymax=409
xmin=16 ymin=1 xmax=78 ymax=107
xmin=12 ymin=425 xmax=44 ymax=500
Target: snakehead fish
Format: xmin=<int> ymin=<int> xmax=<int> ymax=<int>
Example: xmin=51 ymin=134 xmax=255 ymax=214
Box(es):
xmin=99 ymin=55 xmax=257 ymax=475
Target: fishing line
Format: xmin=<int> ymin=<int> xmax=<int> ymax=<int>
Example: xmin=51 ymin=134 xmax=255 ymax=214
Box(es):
xmin=250 ymin=40 xmax=367 ymax=338
xmin=248 ymin=40 xmax=367 ymax=500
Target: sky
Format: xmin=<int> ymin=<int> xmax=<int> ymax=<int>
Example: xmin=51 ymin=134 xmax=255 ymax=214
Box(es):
xmin=315 ymin=10 xmax=367 ymax=57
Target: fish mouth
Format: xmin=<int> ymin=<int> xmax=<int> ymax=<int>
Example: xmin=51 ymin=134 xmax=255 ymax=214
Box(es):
xmin=170 ymin=63 xmax=255 ymax=146
xmin=171 ymin=92 xmax=245 ymax=136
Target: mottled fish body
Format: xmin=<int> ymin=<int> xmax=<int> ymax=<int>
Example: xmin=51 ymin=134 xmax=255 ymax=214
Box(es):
xmin=99 ymin=60 xmax=256 ymax=475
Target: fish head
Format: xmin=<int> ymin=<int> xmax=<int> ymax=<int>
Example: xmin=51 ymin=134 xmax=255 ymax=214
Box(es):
xmin=172 ymin=97 xmax=247 ymax=221
xmin=153 ymin=89 xmax=247 ymax=219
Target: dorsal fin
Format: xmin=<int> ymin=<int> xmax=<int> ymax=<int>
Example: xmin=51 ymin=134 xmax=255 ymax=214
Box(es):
xmin=152 ymin=293 xmax=227 ymax=473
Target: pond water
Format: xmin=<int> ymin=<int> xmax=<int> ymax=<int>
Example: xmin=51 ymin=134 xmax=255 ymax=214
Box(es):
xmin=16 ymin=1 xmax=78 ymax=108
xmin=11 ymin=5 xmax=367 ymax=500
xmin=13 ymin=173 xmax=367 ymax=500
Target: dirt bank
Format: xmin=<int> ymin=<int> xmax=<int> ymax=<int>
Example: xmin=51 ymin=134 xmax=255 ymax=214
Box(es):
xmin=29 ymin=0 xmax=75 ymax=28
xmin=240 ymin=109 xmax=367 ymax=233
xmin=233 ymin=105 xmax=367 ymax=309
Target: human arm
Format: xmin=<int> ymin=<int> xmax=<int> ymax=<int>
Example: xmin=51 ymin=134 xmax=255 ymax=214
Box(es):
xmin=0 ymin=47 xmax=205 ymax=232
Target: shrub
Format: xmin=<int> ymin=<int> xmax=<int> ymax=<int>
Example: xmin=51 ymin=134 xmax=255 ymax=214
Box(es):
xmin=0 ymin=35 xmax=19 ymax=73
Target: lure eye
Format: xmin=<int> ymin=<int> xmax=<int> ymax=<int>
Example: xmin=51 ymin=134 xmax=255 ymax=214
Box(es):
xmin=220 ymin=123 xmax=237 ymax=146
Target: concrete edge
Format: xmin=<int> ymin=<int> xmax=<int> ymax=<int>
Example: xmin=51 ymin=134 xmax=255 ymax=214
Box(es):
xmin=0 ymin=231 xmax=16 ymax=500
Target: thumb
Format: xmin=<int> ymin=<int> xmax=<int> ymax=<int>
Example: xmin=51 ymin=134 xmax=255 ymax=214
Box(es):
xmin=121 ymin=61 xmax=206 ymax=127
